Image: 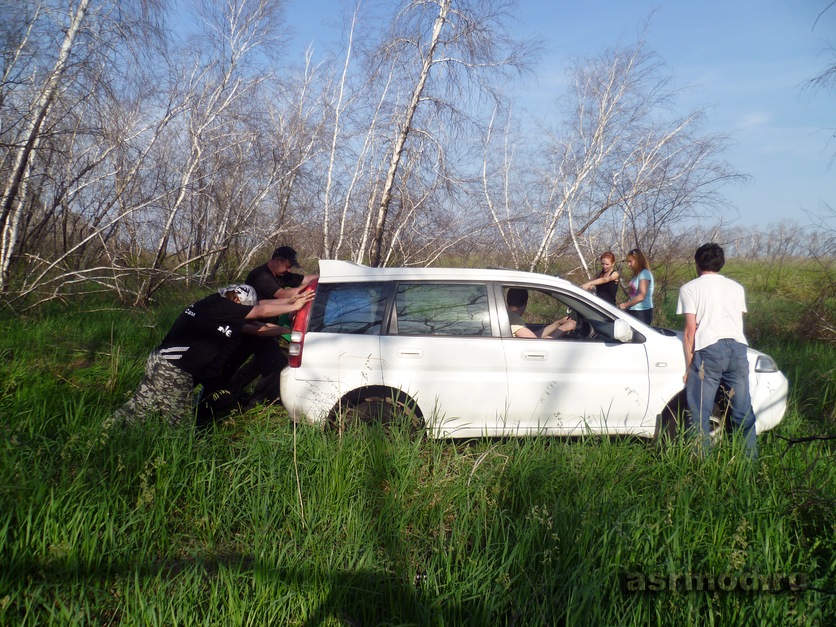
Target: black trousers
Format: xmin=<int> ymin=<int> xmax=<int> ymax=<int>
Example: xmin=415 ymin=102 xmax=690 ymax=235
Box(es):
xmin=198 ymin=336 xmax=287 ymax=421
xmin=223 ymin=335 xmax=287 ymax=402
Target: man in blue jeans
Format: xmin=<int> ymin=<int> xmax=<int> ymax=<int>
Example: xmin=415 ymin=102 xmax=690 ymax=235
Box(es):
xmin=677 ymin=243 xmax=757 ymax=458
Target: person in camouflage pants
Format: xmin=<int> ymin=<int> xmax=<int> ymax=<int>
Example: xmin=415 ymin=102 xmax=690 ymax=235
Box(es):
xmin=109 ymin=284 xmax=313 ymax=427
xmin=110 ymin=350 xmax=195 ymax=426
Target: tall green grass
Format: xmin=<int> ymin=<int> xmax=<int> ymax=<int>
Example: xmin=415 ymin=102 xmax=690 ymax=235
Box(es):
xmin=1 ymin=272 xmax=834 ymax=625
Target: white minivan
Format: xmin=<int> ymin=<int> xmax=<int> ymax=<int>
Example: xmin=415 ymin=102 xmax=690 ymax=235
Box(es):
xmin=280 ymin=261 xmax=788 ymax=440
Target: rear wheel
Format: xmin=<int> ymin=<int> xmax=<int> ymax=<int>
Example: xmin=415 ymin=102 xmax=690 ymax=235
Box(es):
xmin=332 ymin=394 xmax=424 ymax=437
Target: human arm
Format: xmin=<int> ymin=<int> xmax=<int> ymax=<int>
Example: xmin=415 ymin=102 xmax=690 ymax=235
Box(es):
xmin=270 ymin=285 xmax=307 ymax=300
xmin=581 ymin=271 xmax=619 ymax=291
xmin=241 ymin=322 xmax=292 ymax=337
xmin=272 ymin=286 xmax=300 ymax=299
xmin=513 ymin=316 xmax=576 ymax=339
xmin=271 ymin=274 xmax=318 ymax=298
xmin=618 ymin=277 xmax=649 ymax=310
xmin=512 ymin=326 xmax=538 ymax=339
xmin=271 ymin=276 xmax=315 ymax=298
xmin=682 ymin=313 xmax=697 ymax=383
xmin=540 ymin=316 xmax=576 ymax=338
xmin=246 ymin=290 xmax=314 ymax=319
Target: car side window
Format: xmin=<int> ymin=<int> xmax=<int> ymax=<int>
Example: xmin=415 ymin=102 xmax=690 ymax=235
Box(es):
xmin=394 ymin=283 xmax=491 ymax=336
xmin=503 ymin=285 xmax=619 ymax=342
xmin=308 ymin=282 xmax=390 ymax=334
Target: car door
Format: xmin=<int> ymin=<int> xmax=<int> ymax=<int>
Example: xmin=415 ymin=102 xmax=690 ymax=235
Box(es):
xmin=296 ymin=280 xmax=390 ymax=395
xmin=379 ymin=281 xmax=510 ymax=438
xmin=499 ymin=285 xmax=652 ymax=435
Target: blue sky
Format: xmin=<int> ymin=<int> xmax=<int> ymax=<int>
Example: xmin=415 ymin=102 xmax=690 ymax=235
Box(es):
xmin=284 ymin=0 xmax=835 ymax=228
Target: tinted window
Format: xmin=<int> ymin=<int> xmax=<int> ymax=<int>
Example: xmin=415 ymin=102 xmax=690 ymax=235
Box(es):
xmin=395 ymin=283 xmax=491 ymax=336
xmin=309 ymin=282 xmax=390 ymax=334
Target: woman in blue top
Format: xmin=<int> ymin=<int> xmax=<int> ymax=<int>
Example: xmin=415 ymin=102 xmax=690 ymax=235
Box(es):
xmin=618 ymin=248 xmax=654 ymax=325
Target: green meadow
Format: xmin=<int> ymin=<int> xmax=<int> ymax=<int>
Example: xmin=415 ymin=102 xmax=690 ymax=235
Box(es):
xmin=1 ymin=260 xmax=834 ymax=625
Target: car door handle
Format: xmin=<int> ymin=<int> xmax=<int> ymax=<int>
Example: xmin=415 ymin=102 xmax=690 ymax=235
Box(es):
xmin=398 ymin=349 xmax=423 ymax=358
xmin=521 ymin=351 xmax=547 ymax=361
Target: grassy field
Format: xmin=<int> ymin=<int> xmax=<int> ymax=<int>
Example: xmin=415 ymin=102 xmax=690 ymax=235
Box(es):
xmin=1 ymin=262 xmax=834 ymax=625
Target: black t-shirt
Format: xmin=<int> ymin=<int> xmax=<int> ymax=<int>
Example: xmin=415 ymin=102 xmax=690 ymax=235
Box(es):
xmin=246 ymin=264 xmax=304 ymax=301
xmin=157 ymin=294 xmax=254 ymax=379
xmin=596 ymin=273 xmax=618 ymax=306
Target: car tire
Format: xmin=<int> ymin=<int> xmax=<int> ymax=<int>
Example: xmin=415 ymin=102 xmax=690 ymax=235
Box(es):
xmin=655 ymin=396 xmax=726 ymax=446
xmin=332 ymin=394 xmax=424 ymax=437
xmin=707 ymin=403 xmax=728 ymax=446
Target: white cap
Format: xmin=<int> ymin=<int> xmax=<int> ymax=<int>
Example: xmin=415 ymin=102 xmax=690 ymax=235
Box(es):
xmin=219 ymin=284 xmax=257 ymax=306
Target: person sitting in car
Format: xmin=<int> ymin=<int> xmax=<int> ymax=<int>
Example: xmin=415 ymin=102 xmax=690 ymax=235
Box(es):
xmin=506 ymin=288 xmax=576 ymax=338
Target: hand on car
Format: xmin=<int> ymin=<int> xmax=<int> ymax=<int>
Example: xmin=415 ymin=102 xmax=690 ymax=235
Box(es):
xmin=292 ymin=290 xmax=315 ymax=309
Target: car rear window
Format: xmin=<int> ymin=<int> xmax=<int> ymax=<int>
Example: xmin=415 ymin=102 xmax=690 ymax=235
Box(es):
xmin=308 ymin=282 xmax=390 ymax=334
xmin=394 ymin=283 xmax=491 ymax=336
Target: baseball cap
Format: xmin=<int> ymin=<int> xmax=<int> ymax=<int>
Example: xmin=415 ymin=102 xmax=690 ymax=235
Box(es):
xmin=219 ymin=284 xmax=258 ymax=306
xmin=271 ymin=245 xmax=301 ymax=268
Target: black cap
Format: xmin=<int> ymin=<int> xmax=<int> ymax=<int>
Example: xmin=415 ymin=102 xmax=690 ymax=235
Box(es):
xmin=271 ymin=245 xmax=300 ymax=268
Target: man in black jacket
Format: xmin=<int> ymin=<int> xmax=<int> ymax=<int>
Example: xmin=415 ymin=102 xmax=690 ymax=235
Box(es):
xmin=213 ymin=246 xmax=317 ymax=411
xmin=246 ymin=245 xmax=317 ymax=300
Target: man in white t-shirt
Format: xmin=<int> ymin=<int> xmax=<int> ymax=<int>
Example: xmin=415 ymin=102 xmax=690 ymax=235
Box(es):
xmin=676 ymin=243 xmax=756 ymax=458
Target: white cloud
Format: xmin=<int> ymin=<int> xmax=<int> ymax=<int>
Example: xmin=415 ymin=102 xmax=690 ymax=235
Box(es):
xmin=737 ymin=112 xmax=773 ymax=129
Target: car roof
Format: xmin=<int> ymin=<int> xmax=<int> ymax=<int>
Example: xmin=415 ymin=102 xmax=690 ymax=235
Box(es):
xmin=317 ymin=259 xmax=575 ymax=287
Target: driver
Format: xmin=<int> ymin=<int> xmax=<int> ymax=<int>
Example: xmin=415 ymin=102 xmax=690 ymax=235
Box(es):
xmin=506 ymin=288 xmax=576 ymax=338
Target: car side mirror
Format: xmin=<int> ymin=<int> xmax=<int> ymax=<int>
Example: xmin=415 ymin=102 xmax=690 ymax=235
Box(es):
xmin=613 ymin=319 xmax=634 ymax=343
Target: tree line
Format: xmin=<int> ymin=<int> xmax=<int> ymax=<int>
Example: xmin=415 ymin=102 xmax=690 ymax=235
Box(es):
xmin=0 ymin=0 xmax=832 ymax=310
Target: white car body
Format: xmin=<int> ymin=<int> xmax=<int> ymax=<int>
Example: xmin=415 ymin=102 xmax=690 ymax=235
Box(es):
xmin=280 ymin=261 xmax=788 ymax=439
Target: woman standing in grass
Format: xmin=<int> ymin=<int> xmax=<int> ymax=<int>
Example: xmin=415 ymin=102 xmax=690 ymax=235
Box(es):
xmin=581 ymin=251 xmax=620 ymax=306
xmin=618 ymin=248 xmax=654 ymax=325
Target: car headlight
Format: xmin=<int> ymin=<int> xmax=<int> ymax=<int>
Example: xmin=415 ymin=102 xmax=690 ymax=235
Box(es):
xmin=754 ymin=355 xmax=779 ymax=373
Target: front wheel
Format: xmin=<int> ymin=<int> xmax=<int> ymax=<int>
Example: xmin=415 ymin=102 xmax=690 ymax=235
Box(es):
xmin=707 ymin=403 xmax=728 ymax=445
xmin=655 ymin=398 xmax=726 ymax=446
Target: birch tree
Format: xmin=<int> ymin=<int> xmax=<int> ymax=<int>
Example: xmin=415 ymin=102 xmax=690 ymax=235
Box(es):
xmin=530 ymin=40 xmax=741 ymax=274
xmin=360 ymin=0 xmax=534 ymax=267
xmin=321 ymin=4 xmax=360 ymax=259
xmin=0 ymin=0 xmax=169 ymax=301
xmin=481 ymin=103 xmax=526 ymax=268
xmin=0 ymin=0 xmax=91 ymax=292
xmin=139 ymin=0 xmax=287 ymax=300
